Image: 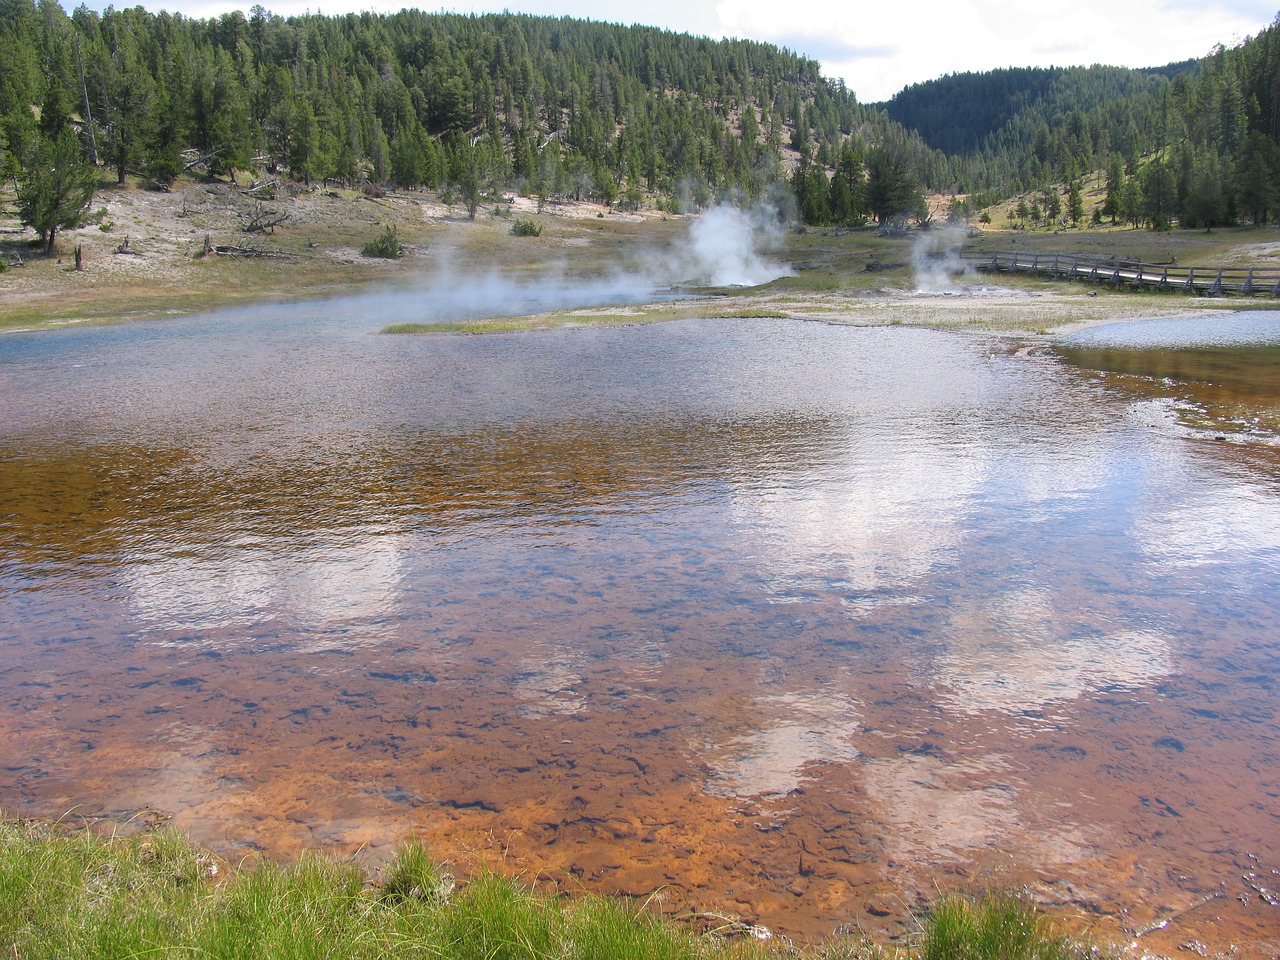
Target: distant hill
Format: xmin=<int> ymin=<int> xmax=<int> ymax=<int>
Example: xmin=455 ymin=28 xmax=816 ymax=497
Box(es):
xmin=880 ymin=62 xmax=1197 ymax=156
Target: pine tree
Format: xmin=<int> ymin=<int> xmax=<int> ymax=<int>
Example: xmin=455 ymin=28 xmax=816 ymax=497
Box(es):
xmin=1066 ymin=180 xmax=1084 ymax=226
xmin=1140 ymin=158 xmax=1176 ymax=229
xmin=1234 ymin=131 xmax=1277 ymax=224
xmin=1182 ymin=150 xmax=1226 ymax=229
xmin=17 ymin=128 xmax=98 ymax=253
xmin=827 ymin=142 xmax=865 ymax=226
xmin=1101 ymin=154 xmax=1124 ymax=224
xmin=1119 ymin=177 xmax=1143 ymax=228
xmin=1041 ymin=185 xmax=1061 ymax=225
xmin=101 ymin=26 xmax=155 ymax=183
xmin=865 ymin=142 xmax=922 ymax=225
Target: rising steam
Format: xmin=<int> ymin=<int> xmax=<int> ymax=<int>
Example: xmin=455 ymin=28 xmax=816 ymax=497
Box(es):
xmin=678 ymin=204 xmax=793 ymax=288
xmin=912 ymin=223 xmax=974 ymax=293
xmin=354 ymin=201 xmax=793 ymax=329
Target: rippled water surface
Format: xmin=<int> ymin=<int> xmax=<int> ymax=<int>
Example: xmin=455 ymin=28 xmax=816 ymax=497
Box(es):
xmin=2 ymin=304 xmax=1279 ymax=953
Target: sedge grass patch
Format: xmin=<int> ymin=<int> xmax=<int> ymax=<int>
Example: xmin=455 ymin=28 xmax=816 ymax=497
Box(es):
xmin=919 ymin=893 xmax=1093 ymax=960
xmin=0 ymin=817 xmax=1119 ymax=960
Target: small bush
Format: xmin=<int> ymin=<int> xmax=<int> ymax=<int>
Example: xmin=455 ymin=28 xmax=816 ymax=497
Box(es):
xmin=146 ymin=160 xmax=181 ymax=191
xmin=363 ymin=225 xmax=402 ymax=258
xmin=510 ymin=219 xmax=542 ymax=237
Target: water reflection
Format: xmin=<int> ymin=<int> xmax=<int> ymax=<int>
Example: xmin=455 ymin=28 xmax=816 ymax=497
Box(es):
xmin=1132 ymin=473 xmax=1280 ymax=570
xmin=126 ymin=532 xmax=406 ymax=643
xmin=934 ymin=610 xmax=1172 ymax=716
xmin=701 ymin=692 xmax=862 ymax=799
xmin=2 ymin=312 xmax=1279 ymax=952
xmin=861 ymin=751 xmax=1023 ymax=863
xmin=1056 ymin=312 xmax=1280 ymax=438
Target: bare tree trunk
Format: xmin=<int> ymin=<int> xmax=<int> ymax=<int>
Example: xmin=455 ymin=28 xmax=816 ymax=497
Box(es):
xmin=75 ymin=40 xmax=100 ymax=167
xmin=74 ymin=244 xmax=83 ymax=271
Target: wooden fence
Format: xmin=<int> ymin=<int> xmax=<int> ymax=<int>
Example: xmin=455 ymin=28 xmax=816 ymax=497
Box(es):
xmin=961 ymin=250 xmax=1280 ymax=297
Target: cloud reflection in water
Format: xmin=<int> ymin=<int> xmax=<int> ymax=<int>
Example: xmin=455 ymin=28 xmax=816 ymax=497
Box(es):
xmin=701 ymin=692 xmax=862 ymax=799
xmin=126 ymin=532 xmax=406 ymax=649
xmin=934 ymin=587 xmax=1171 ymax=715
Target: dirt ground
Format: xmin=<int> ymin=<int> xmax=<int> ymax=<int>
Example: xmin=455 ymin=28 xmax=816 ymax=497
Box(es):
xmin=0 ymin=179 xmax=673 ymax=327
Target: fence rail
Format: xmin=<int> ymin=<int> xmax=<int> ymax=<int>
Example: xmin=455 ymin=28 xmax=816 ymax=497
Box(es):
xmin=962 ymin=250 xmax=1280 ymax=297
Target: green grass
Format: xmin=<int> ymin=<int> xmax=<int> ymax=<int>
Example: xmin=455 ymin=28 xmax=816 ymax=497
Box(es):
xmin=380 ymin=319 xmax=549 ymax=334
xmin=918 ymin=893 xmax=1091 ymax=960
xmin=0 ymin=817 xmax=1114 ymax=960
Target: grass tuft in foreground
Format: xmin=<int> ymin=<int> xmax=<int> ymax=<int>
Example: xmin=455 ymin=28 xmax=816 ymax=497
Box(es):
xmin=919 ymin=893 xmax=1093 ymax=960
xmin=0 ymin=817 xmax=1111 ymax=960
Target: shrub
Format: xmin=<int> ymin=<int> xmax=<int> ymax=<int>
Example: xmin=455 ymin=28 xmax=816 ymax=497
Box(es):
xmin=145 ymin=154 xmax=182 ymax=191
xmin=510 ymin=218 xmax=542 ymax=237
xmin=363 ymin=225 xmax=402 ymax=258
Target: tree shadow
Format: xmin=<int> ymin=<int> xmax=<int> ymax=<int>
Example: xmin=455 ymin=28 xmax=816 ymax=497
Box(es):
xmin=0 ymin=232 xmax=41 ymax=267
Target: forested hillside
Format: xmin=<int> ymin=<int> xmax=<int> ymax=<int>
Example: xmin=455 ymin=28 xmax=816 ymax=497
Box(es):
xmin=0 ymin=0 xmax=953 ymax=250
xmin=883 ymin=18 xmax=1280 ymax=231
xmin=4 ymin=0 xmax=1280 ymax=251
xmin=884 ymin=64 xmax=1192 ymax=167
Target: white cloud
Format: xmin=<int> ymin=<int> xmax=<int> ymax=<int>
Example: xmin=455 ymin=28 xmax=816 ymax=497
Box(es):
xmin=711 ymin=0 xmax=1273 ymax=101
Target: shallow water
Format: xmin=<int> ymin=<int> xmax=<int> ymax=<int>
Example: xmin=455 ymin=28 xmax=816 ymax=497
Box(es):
xmin=2 ymin=303 xmax=1279 ymax=953
xmin=1056 ymin=312 xmax=1280 ymax=439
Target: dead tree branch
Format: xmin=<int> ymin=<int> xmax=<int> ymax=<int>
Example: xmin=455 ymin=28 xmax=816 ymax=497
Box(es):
xmin=241 ymin=202 xmax=289 ymax=234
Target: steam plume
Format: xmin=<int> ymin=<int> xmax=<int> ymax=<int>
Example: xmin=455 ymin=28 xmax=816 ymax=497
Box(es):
xmin=356 ymin=200 xmax=794 ymax=329
xmin=912 ymin=223 xmax=974 ymax=293
xmin=677 ymin=203 xmax=793 ymax=288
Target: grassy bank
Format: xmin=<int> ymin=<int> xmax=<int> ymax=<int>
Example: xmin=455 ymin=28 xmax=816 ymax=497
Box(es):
xmin=0 ymin=817 xmax=1100 ymax=960
xmin=4 ymin=178 xmax=1278 ymax=336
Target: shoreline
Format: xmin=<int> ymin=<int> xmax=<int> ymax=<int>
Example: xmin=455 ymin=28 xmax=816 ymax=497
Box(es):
xmin=2 ymin=180 xmax=1273 ymax=337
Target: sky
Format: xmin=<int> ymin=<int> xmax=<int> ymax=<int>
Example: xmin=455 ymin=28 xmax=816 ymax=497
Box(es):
xmin=83 ymin=0 xmax=1280 ymax=102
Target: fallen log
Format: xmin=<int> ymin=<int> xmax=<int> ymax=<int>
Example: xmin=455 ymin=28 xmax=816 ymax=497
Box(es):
xmin=211 ymin=243 xmax=296 ymax=260
xmin=183 ymin=146 xmax=226 ymax=171
xmin=240 ymin=178 xmax=279 ymax=199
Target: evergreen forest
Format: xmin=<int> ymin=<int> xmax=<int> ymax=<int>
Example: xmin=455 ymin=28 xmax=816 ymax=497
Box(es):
xmin=4 ymin=0 xmax=1280 ymax=249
